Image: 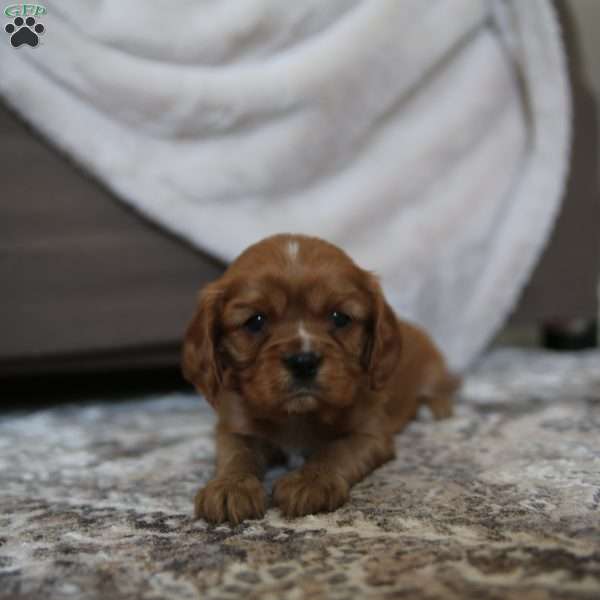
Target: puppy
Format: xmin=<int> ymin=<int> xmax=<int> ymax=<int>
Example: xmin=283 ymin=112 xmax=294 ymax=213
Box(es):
xmin=183 ymin=234 xmax=459 ymax=524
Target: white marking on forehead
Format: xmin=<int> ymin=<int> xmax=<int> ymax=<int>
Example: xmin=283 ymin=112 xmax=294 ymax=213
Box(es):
xmin=298 ymin=321 xmax=311 ymax=352
xmin=287 ymin=240 xmax=300 ymax=262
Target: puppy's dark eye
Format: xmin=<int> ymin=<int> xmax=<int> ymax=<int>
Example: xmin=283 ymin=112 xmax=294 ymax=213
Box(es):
xmin=331 ymin=310 xmax=351 ymax=329
xmin=244 ymin=313 xmax=267 ymax=333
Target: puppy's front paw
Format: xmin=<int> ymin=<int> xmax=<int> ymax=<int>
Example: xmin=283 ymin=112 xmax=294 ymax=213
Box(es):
xmin=273 ymin=468 xmax=350 ymax=518
xmin=194 ymin=474 xmax=266 ymax=525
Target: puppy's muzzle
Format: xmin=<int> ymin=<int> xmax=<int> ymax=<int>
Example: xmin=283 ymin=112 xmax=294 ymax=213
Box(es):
xmin=283 ymin=352 xmax=322 ymax=382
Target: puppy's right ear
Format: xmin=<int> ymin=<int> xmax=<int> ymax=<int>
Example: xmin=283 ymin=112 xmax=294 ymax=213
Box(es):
xmin=364 ymin=274 xmax=403 ymax=391
xmin=182 ymin=282 xmax=224 ymax=406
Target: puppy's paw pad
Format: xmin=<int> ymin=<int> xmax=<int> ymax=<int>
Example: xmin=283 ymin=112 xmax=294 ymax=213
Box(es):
xmin=195 ymin=475 xmax=266 ymax=525
xmin=273 ymin=468 xmax=349 ymax=518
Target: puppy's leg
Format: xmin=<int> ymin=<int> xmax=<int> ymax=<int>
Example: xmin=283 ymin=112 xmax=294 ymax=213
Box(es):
xmin=274 ymin=433 xmax=394 ymax=518
xmin=422 ymin=393 xmax=453 ymax=419
xmin=195 ymin=428 xmax=282 ymax=525
xmin=420 ymin=371 xmax=460 ymax=420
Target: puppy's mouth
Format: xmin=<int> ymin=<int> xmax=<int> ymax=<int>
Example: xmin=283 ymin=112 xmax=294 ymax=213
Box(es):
xmin=283 ymin=387 xmax=320 ymax=415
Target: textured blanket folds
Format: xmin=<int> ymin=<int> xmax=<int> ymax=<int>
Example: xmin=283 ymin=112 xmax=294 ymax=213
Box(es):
xmin=0 ymin=0 xmax=570 ymax=370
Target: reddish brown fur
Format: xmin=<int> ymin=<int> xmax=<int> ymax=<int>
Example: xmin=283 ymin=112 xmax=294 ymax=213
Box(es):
xmin=183 ymin=234 xmax=459 ymax=524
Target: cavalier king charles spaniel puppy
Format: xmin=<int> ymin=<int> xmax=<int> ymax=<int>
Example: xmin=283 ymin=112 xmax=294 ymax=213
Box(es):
xmin=183 ymin=234 xmax=459 ymax=524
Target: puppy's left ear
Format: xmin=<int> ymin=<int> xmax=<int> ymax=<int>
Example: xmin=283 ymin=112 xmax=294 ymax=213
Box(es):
xmin=364 ymin=275 xmax=402 ymax=390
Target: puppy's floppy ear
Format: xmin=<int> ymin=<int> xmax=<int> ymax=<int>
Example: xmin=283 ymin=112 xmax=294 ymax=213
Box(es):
xmin=182 ymin=282 xmax=224 ymax=406
xmin=364 ymin=275 xmax=402 ymax=390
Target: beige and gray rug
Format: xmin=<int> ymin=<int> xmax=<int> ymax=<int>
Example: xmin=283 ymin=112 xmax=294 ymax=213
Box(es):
xmin=1 ymin=348 xmax=599 ymax=599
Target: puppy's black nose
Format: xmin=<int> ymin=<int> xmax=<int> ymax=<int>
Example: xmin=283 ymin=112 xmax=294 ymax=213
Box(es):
xmin=283 ymin=352 xmax=322 ymax=380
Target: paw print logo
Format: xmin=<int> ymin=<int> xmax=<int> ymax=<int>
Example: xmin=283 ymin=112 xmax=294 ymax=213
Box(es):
xmin=5 ymin=16 xmax=44 ymax=47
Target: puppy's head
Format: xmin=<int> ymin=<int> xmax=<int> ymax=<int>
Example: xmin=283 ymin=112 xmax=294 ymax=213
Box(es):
xmin=182 ymin=234 xmax=401 ymax=419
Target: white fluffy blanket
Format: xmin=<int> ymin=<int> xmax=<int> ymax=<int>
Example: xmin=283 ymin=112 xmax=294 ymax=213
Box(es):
xmin=0 ymin=0 xmax=570 ymax=370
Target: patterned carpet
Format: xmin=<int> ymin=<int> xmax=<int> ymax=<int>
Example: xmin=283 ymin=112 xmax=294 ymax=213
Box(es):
xmin=1 ymin=348 xmax=599 ymax=600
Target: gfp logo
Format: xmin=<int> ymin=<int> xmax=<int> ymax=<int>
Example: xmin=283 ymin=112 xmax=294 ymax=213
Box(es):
xmin=4 ymin=4 xmax=45 ymax=47
xmin=4 ymin=4 xmax=46 ymax=17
